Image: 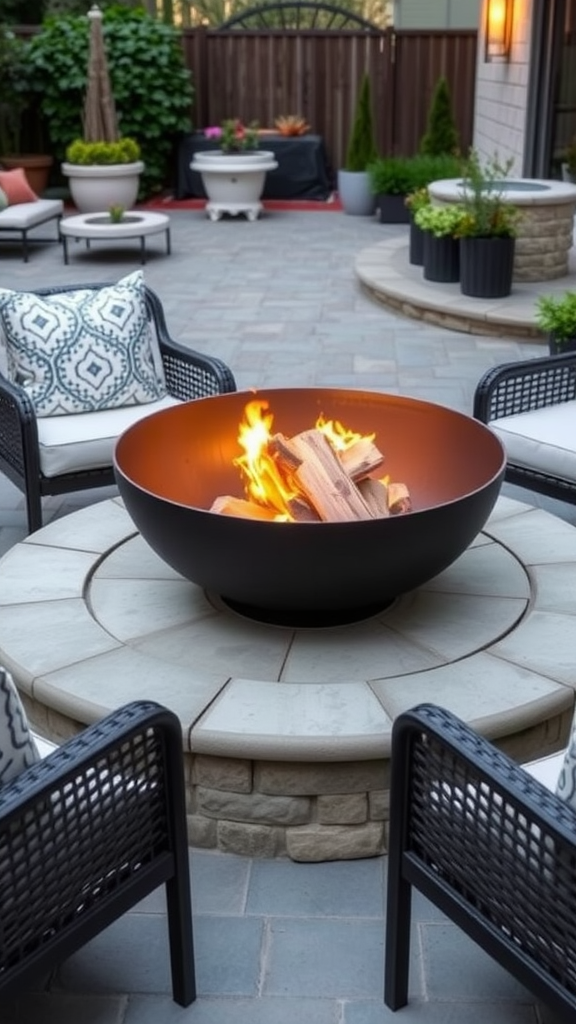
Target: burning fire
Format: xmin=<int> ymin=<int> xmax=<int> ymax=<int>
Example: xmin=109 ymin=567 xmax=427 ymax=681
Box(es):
xmin=211 ymin=398 xmax=411 ymax=523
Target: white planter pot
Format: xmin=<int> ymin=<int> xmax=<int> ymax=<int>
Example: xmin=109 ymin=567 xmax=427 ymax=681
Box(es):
xmin=191 ymin=150 xmax=278 ymax=221
xmin=61 ymin=161 xmax=145 ymax=214
xmin=337 ymin=169 xmax=376 ymax=216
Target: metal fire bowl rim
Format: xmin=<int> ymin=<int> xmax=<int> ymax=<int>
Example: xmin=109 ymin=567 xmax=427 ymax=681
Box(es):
xmin=114 ymin=386 xmax=507 ymax=515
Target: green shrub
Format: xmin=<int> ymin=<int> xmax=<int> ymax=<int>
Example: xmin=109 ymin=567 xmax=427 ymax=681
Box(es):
xmin=27 ymin=5 xmax=193 ymax=197
xmin=65 ymin=137 xmax=141 ymax=164
xmin=414 ymin=203 xmax=465 ymax=237
xmin=344 ymin=73 xmax=378 ymax=172
xmin=368 ymin=153 xmax=463 ymax=196
xmin=535 ymin=292 xmax=576 ymax=344
xmin=419 ymin=76 xmax=460 ymax=157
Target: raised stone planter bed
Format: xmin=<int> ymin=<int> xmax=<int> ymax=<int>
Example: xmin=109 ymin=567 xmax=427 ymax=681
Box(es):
xmin=429 ymin=178 xmax=576 ymax=282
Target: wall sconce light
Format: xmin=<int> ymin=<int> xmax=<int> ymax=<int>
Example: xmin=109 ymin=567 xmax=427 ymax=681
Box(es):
xmin=485 ymin=0 xmax=513 ymax=62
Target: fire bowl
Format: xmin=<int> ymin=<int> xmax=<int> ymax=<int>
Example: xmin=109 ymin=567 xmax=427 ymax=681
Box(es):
xmin=113 ymin=388 xmax=505 ymax=613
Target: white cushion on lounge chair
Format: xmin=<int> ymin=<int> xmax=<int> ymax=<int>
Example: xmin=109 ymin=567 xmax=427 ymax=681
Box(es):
xmin=0 ymin=198 xmax=63 ymax=230
xmin=490 ymin=400 xmax=576 ymax=483
xmin=37 ymin=393 xmax=181 ymax=476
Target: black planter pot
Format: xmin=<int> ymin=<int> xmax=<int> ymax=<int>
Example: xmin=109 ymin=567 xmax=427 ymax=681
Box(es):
xmin=376 ymin=193 xmax=409 ymax=224
xmin=409 ymin=215 xmax=425 ymax=266
xmin=423 ymin=232 xmax=460 ymax=283
xmin=460 ymin=236 xmax=515 ymax=299
xmin=549 ymin=332 xmax=576 ymax=355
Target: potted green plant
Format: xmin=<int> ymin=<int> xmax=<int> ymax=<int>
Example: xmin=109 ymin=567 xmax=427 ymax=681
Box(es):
xmin=535 ymin=291 xmax=576 ymax=354
xmin=58 ymin=6 xmax=144 ymax=213
xmin=0 ymin=25 xmax=53 ymax=195
xmin=414 ymin=202 xmax=464 ymax=283
xmin=337 ymin=72 xmax=378 ymax=216
xmin=191 ymin=119 xmax=278 ymax=221
xmin=369 ymin=152 xmax=463 ymax=224
xmin=454 ymin=150 xmax=520 ymax=299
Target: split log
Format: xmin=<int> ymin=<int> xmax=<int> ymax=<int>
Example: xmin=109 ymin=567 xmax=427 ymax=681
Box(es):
xmin=387 ymin=482 xmax=412 ymax=515
xmin=271 ymin=430 xmax=374 ymax=522
xmin=210 ymin=496 xmax=279 ymax=520
xmin=357 ymin=478 xmax=390 ymax=517
xmin=338 ymin=436 xmax=386 ymax=481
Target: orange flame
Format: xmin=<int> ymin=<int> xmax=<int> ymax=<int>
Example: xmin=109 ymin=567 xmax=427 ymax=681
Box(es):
xmin=233 ymin=399 xmax=376 ymax=521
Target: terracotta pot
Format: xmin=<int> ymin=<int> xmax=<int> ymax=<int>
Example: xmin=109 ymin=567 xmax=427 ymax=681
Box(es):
xmin=1 ymin=154 xmax=53 ymax=196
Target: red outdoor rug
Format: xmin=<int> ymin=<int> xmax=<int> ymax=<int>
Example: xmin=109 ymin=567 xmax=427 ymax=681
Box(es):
xmin=138 ymin=194 xmax=343 ymax=212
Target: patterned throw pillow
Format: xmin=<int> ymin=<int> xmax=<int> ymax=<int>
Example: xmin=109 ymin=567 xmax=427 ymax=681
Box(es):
xmin=0 ymin=270 xmax=167 ymax=417
xmin=555 ymin=723 xmax=576 ymax=812
xmin=0 ymin=167 xmax=38 ymax=205
xmin=0 ymin=666 xmax=40 ymax=786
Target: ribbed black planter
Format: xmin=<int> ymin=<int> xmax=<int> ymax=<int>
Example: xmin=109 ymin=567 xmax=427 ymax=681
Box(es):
xmin=549 ymin=332 xmax=576 ymax=355
xmin=409 ymin=216 xmax=425 ymax=266
xmin=376 ymin=193 xmax=409 ymax=224
xmin=423 ymin=232 xmax=460 ymax=283
xmin=460 ymin=236 xmax=515 ymax=299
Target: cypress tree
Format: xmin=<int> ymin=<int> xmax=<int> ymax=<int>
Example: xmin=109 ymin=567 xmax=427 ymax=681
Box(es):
xmin=344 ymin=72 xmax=378 ymax=171
xmin=419 ymin=76 xmax=460 ymax=157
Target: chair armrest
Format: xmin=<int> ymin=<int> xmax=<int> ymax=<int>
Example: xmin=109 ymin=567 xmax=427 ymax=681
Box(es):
xmin=0 ymin=371 xmax=40 ymax=481
xmin=0 ymin=699 xmax=182 ymax=821
xmin=0 ymin=700 xmax=188 ymax=984
xmin=474 ymin=351 xmax=576 ymax=424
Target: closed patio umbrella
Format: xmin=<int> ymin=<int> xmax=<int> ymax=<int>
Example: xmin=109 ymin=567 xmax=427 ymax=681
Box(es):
xmin=83 ymin=4 xmax=118 ymax=143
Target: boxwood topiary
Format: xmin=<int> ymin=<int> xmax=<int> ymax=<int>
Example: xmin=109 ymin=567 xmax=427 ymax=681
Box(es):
xmin=26 ymin=4 xmax=193 ymax=197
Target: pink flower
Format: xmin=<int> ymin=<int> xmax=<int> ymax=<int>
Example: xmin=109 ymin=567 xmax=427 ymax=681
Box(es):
xmin=204 ymin=127 xmax=223 ymax=139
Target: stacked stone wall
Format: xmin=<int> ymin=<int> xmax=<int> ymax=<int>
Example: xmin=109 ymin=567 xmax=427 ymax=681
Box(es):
xmin=187 ymin=753 xmax=388 ymax=861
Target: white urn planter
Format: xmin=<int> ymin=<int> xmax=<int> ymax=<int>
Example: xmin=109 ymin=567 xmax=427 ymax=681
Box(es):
xmin=190 ymin=150 xmax=278 ymax=221
xmin=61 ymin=161 xmax=145 ymax=214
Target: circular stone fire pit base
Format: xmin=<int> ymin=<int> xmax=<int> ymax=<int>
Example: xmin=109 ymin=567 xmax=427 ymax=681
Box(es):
xmin=0 ymin=496 xmax=575 ymax=861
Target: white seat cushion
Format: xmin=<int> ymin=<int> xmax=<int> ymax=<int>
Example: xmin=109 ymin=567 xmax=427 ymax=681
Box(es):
xmin=491 ymin=400 xmax=576 ymax=483
xmin=38 ymin=393 xmax=181 ymax=476
xmin=0 ymin=198 xmax=63 ymax=229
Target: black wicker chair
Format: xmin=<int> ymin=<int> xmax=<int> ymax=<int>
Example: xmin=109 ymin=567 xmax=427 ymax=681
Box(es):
xmin=474 ymin=350 xmax=576 ymax=504
xmin=0 ymin=700 xmax=195 ymax=1005
xmin=385 ymin=703 xmax=576 ymax=1023
xmin=0 ymin=282 xmax=237 ymax=533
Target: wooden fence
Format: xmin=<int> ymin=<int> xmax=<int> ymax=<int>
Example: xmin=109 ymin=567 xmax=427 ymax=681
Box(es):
xmin=14 ymin=24 xmax=477 ymax=183
xmin=182 ymin=28 xmax=477 ymax=173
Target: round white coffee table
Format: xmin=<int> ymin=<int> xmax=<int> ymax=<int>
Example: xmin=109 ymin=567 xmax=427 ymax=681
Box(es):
xmin=59 ymin=211 xmax=171 ymax=265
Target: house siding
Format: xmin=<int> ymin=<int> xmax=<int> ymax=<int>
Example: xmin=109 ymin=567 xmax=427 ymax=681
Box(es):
xmin=473 ymin=0 xmax=533 ymax=172
xmin=393 ymin=0 xmax=480 ymax=29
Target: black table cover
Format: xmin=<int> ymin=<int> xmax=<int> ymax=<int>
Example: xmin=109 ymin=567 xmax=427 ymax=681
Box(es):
xmin=175 ymin=132 xmax=334 ymax=201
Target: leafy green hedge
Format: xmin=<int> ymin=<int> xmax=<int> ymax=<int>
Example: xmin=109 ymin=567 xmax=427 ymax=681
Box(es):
xmin=27 ymin=5 xmax=193 ymax=197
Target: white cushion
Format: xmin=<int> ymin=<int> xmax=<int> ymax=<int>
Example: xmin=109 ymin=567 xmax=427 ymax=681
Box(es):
xmin=0 ymin=666 xmax=40 ymax=786
xmin=0 ymin=270 xmax=166 ymax=417
xmin=0 ymin=197 xmax=63 ymax=229
xmin=523 ymin=752 xmax=565 ymax=790
xmin=37 ymin=393 xmax=180 ymax=476
xmin=491 ymin=400 xmax=576 ymax=484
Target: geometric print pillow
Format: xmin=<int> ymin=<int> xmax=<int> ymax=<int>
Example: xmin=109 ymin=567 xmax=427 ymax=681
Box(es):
xmin=0 ymin=666 xmax=40 ymax=786
xmin=0 ymin=270 xmax=166 ymax=417
xmin=555 ymin=718 xmax=576 ymax=813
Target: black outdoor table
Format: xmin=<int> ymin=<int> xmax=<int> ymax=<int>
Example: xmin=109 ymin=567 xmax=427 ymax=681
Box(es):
xmin=175 ymin=132 xmax=334 ymax=201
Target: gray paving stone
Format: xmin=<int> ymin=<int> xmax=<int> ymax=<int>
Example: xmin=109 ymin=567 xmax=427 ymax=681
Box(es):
xmin=263 ymin=917 xmax=384 ymax=998
xmin=245 ymin=855 xmax=384 ymax=916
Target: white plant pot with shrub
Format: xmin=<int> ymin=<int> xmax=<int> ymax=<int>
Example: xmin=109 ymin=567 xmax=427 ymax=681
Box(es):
xmin=62 ymin=138 xmax=144 ymax=214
